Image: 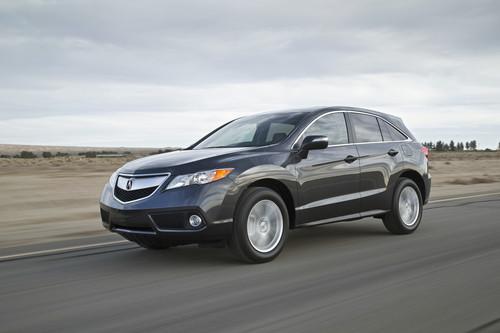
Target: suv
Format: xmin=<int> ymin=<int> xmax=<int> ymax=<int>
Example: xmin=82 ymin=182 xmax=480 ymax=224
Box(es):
xmin=100 ymin=107 xmax=431 ymax=263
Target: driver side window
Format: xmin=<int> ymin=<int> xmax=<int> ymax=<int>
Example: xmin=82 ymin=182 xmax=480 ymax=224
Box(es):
xmin=303 ymin=113 xmax=349 ymax=146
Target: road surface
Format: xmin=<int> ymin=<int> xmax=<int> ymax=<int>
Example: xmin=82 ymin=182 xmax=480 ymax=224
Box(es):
xmin=1 ymin=194 xmax=500 ymax=333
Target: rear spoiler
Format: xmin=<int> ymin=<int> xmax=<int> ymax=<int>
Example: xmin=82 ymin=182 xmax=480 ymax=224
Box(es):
xmin=385 ymin=114 xmax=417 ymax=141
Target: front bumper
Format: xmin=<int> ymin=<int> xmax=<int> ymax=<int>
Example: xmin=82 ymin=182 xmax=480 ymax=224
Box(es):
xmin=99 ymin=178 xmax=238 ymax=244
xmin=100 ymin=204 xmax=232 ymax=244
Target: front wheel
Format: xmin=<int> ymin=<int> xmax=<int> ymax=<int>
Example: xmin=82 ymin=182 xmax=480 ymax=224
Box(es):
xmin=383 ymin=178 xmax=423 ymax=234
xmin=229 ymin=187 xmax=289 ymax=263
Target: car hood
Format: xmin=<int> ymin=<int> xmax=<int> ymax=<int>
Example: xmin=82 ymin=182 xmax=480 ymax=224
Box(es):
xmin=119 ymin=147 xmax=255 ymax=175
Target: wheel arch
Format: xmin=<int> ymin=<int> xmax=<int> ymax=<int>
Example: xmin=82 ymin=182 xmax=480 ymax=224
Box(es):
xmin=246 ymin=179 xmax=297 ymax=228
xmin=400 ymin=169 xmax=427 ymax=202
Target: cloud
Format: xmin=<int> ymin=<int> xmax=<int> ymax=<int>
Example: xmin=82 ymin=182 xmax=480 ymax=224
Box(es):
xmin=0 ymin=0 xmax=499 ymax=147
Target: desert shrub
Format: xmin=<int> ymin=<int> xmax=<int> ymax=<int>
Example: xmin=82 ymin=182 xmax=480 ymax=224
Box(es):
xmin=81 ymin=151 xmax=123 ymax=157
xmin=0 ymin=154 xmax=11 ymax=158
xmin=18 ymin=151 xmax=37 ymax=158
xmin=149 ymin=149 xmax=176 ymax=155
xmin=446 ymin=177 xmax=497 ymax=185
xmin=55 ymin=152 xmax=69 ymax=157
xmin=85 ymin=151 xmax=97 ymax=158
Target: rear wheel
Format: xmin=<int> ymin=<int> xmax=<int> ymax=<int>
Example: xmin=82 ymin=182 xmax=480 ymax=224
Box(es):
xmin=229 ymin=187 xmax=289 ymax=263
xmin=383 ymin=178 xmax=423 ymax=234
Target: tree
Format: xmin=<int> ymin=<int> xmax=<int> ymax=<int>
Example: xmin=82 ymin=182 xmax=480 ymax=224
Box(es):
xmin=470 ymin=140 xmax=477 ymax=150
xmin=449 ymin=140 xmax=456 ymax=151
xmin=465 ymin=142 xmax=470 ymax=150
xmin=423 ymin=142 xmax=433 ymax=149
xmin=42 ymin=152 xmax=53 ymax=158
xmin=436 ymin=141 xmax=444 ymax=151
xmin=498 ymin=142 xmax=500 ymax=151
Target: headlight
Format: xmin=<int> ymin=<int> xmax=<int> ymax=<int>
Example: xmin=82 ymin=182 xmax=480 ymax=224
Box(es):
xmin=166 ymin=168 xmax=233 ymax=190
xmin=109 ymin=171 xmax=119 ymax=187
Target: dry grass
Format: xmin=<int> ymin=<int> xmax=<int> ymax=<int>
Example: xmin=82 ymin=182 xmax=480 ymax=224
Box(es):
xmin=445 ymin=177 xmax=498 ymax=185
xmin=0 ymin=143 xmax=159 ymax=156
xmin=0 ymin=155 xmax=137 ymax=174
xmin=429 ymin=152 xmax=500 ymax=187
xmin=429 ymin=151 xmax=500 ymax=161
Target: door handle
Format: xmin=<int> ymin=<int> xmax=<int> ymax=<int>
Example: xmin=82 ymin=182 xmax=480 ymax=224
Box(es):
xmin=388 ymin=149 xmax=399 ymax=157
xmin=344 ymin=155 xmax=358 ymax=164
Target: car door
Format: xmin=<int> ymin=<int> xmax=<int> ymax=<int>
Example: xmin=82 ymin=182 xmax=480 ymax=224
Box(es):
xmin=294 ymin=112 xmax=361 ymax=225
xmin=348 ymin=112 xmax=406 ymax=214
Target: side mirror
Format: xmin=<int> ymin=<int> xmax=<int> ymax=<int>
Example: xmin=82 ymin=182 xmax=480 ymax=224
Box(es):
xmin=298 ymin=135 xmax=328 ymax=158
xmin=301 ymin=135 xmax=328 ymax=151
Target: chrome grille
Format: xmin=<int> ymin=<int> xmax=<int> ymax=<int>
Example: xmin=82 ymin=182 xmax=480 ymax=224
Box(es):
xmin=113 ymin=173 xmax=170 ymax=203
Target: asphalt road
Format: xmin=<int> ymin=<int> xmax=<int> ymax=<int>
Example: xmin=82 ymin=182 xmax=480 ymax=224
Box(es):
xmin=1 ymin=195 xmax=500 ymax=333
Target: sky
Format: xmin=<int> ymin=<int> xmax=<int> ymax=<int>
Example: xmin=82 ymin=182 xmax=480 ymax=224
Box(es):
xmin=0 ymin=0 xmax=499 ymax=149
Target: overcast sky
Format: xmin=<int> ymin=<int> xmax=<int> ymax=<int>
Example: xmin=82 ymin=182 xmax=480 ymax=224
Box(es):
xmin=0 ymin=0 xmax=499 ymax=148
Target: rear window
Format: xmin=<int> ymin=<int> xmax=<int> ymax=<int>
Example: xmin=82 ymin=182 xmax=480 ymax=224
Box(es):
xmin=378 ymin=119 xmax=408 ymax=141
xmin=350 ymin=113 xmax=383 ymax=143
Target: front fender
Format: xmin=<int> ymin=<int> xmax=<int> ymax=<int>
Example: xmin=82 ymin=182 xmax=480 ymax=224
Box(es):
xmin=216 ymin=164 xmax=299 ymax=222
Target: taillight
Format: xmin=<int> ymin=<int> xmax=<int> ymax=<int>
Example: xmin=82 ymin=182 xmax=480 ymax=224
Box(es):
xmin=421 ymin=146 xmax=429 ymax=158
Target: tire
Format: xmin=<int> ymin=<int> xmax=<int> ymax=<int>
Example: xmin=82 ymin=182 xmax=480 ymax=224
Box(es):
xmin=383 ymin=178 xmax=423 ymax=235
xmin=229 ymin=187 xmax=289 ymax=263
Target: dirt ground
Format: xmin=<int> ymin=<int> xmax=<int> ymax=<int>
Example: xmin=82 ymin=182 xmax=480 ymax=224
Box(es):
xmin=0 ymin=156 xmax=135 ymax=248
xmin=1 ymin=150 xmax=499 ymax=249
xmin=428 ymin=151 xmax=500 ymax=197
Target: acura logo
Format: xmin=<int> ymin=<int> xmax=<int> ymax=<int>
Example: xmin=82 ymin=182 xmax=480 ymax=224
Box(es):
xmin=126 ymin=178 xmax=134 ymax=190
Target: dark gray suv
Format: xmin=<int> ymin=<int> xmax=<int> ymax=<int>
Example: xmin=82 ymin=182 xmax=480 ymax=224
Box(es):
xmin=100 ymin=107 xmax=431 ymax=263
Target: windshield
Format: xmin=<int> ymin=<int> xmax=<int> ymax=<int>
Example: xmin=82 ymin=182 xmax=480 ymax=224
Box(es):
xmin=193 ymin=112 xmax=307 ymax=149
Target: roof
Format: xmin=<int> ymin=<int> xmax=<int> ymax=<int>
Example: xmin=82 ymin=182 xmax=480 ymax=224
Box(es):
xmin=299 ymin=106 xmax=416 ymax=140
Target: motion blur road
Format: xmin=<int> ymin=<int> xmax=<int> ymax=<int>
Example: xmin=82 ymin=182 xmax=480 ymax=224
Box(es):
xmin=1 ymin=194 xmax=500 ymax=333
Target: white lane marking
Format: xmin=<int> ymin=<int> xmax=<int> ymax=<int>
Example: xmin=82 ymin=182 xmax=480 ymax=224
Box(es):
xmin=0 ymin=240 xmax=129 ymax=261
xmin=429 ymin=192 xmax=500 ymax=204
xmin=1 ymin=192 xmax=500 ymax=261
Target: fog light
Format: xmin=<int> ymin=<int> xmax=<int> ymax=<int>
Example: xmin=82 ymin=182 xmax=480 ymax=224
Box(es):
xmin=189 ymin=214 xmax=203 ymax=228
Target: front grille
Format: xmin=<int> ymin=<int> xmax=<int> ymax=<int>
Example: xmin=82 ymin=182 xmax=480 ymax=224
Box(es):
xmin=113 ymin=173 xmax=170 ymax=203
xmin=114 ymin=186 xmax=157 ymax=202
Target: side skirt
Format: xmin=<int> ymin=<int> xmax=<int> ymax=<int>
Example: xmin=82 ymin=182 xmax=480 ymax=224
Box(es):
xmin=296 ymin=209 xmax=389 ymax=228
